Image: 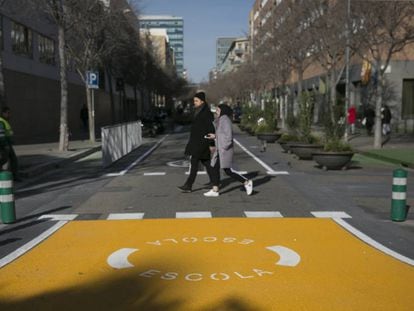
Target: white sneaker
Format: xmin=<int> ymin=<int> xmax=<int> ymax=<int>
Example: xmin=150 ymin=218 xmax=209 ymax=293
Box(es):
xmin=244 ymin=180 xmax=253 ymax=196
xmin=203 ymin=189 xmax=219 ymax=197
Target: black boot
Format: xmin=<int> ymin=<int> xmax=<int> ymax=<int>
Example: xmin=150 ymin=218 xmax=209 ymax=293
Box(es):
xmin=178 ymin=184 xmax=192 ymax=193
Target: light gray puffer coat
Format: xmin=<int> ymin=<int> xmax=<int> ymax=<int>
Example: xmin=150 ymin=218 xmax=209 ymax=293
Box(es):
xmin=211 ymin=115 xmax=233 ymax=168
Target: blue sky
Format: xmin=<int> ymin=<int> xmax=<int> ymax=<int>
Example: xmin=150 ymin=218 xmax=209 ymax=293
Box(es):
xmin=134 ymin=0 xmax=254 ymax=83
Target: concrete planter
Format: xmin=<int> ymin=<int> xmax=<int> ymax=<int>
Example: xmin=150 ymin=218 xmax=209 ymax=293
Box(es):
xmin=289 ymin=143 xmax=323 ymax=160
xmin=257 ymin=133 xmax=281 ymax=143
xmin=312 ymin=151 xmax=354 ymax=170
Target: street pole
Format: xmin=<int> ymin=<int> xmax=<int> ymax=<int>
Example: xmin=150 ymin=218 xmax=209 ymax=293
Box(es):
xmin=344 ymin=0 xmax=351 ymax=141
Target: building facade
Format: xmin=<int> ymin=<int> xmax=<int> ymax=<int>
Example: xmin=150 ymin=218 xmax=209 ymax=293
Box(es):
xmin=0 ymin=0 xmax=141 ymax=143
xmin=139 ymin=15 xmax=184 ymax=77
xmin=216 ymin=37 xmax=237 ymax=69
xmin=249 ymin=0 xmax=414 ymax=132
xmin=219 ymin=37 xmax=250 ymax=74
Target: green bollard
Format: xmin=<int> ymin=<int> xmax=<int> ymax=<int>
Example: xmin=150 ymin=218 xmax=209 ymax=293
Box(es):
xmin=0 ymin=171 xmax=16 ymax=224
xmin=391 ymin=168 xmax=408 ymax=222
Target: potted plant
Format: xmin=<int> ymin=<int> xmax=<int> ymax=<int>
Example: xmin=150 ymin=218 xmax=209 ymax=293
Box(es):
xmin=312 ymin=138 xmax=354 ymax=170
xmin=288 ymin=92 xmax=323 ymax=159
xmin=312 ymin=113 xmax=354 ymax=170
xmin=278 ymin=132 xmax=300 ymax=153
xmin=255 ymin=101 xmax=280 ymax=142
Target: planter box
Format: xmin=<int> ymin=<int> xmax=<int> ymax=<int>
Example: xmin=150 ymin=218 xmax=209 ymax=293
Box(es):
xmin=257 ymin=133 xmax=281 ymax=143
xmin=312 ymin=151 xmax=354 ymax=170
xmin=289 ymin=143 xmax=323 ymax=160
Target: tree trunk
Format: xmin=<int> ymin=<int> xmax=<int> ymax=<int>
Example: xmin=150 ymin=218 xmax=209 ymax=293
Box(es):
xmin=329 ymin=72 xmax=337 ymax=124
xmin=86 ymin=86 xmax=96 ymax=143
xmin=373 ymin=73 xmax=384 ymax=149
xmin=58 ymin=24 xmax=69 ymax=152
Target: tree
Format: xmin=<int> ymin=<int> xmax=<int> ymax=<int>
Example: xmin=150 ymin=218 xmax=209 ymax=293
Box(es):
xmin=31 ymin=0 xmax=73 ymax=151
xmin=352 ymin=1 xmax=414 ymax=148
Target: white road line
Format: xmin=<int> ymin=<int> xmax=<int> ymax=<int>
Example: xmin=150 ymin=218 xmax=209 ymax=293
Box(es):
xmin=143 ymin=172 xmax=166 ymax=176
xmin=185 ymin=171 xmax=207 ymax=175
xmin=311 ymin=211 xmax=352 ymax=219
xmin=176 ymin=212 xmax=212 ymax=219
xmin=234 ymin=138 xmax=289 ymax=175
xmin=333 ymin=218 xmax=414 ymax=266
xmin=107 ymin=213 xmax=145 ymax=220
xmin=0 ymin=221 xmax=70 ymax=269
xmin=244 ymin=211 xmax=284 ymax=218
xmin=39 ymin=214 xmax=78 ymax=221
xmin=106 ymin=135 xmax=168 ymax=177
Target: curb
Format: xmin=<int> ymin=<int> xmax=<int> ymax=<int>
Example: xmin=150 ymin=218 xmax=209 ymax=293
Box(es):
xmin=19 ymin=145 xmax=102 ymax=178
xmin=357 ymin=149 xmax=414 ymax=169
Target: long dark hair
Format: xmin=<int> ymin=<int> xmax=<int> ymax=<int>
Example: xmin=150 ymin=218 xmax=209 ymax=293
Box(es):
xmin=218 ymin=104 xmax=233 ymax=118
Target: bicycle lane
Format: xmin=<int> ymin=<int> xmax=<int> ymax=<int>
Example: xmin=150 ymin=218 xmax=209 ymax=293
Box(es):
xmin=0 ymin=217 xmax=413 ymax=310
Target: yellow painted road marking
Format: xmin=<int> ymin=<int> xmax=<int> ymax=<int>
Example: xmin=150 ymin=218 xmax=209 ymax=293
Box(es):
xmin=0 ymin=218 xmax=413 ymax=310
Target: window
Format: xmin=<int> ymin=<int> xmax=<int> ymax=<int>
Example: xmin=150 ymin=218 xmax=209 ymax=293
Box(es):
xmin=402 ymin=79 xmax=414 ymax=119
xmin=11 ymin=21 xmax=32 ymax=57
xmin=38 ymin=34 xmax=55 ymax=65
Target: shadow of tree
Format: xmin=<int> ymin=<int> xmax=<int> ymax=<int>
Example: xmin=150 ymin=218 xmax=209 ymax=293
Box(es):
xmin=0 ymin=264 xmax=264 ymax=311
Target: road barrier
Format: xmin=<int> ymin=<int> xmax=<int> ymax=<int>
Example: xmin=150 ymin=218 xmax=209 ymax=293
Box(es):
xmin=101 ymin=121 xmax=142 ymax=167
xmin=391 ymin=168 xmax=408 ymax=222
xmin=0 ymin=171 xmax=16 ymax=224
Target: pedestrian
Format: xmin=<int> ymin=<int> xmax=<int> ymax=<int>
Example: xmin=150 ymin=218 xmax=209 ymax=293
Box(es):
xmin=381 ymin=105 xmax=392 ymax=136
xmin=203 ymin=103 xmax=253 ymax=197
xmin=364 ymin=105 xmax=375 ymax=136
xmin=80 ymin=104 xmax=88 ymax=131
xmin=0 ymin=107 xmax=20 ymax=181
xmin=347 ymin=105 xmax=356 ymax=135
xmin=178 ymin=91 xmax=217 ymax=193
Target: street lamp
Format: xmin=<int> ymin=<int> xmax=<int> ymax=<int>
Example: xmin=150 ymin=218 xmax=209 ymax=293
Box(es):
xmin=344 ymin=0 xmax=351 ymax=141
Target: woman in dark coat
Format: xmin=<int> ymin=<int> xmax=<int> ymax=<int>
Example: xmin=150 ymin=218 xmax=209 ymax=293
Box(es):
xmin=178 ymin=91 xmax=218 ymax=193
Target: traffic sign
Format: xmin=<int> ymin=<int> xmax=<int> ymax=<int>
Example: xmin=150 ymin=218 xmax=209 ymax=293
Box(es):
xmin=86 ymin=71 xmax=99 ymax=89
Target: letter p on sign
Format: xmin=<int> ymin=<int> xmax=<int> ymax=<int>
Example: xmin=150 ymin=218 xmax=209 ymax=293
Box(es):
xmin=86 ymin=71 xmax=99 ymax=89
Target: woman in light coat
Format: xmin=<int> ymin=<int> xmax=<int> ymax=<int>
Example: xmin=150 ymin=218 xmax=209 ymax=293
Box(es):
xmin=204 ymin=103 xmax=253 ymax=197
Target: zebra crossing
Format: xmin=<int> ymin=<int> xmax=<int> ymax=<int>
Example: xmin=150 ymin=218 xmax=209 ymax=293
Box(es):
xmin=38 ymin=211 xmax=352 ymax=221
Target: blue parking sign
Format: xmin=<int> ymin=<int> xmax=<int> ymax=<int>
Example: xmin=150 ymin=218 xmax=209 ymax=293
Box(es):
xmin=86 ymin=71 xmax=99 ymax=89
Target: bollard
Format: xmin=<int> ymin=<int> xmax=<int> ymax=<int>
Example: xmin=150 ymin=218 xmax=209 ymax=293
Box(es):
xmin=391 ymin=168 xmax=408 ymax=222
xmin=0 ymin=171 xmax=16 ymax=224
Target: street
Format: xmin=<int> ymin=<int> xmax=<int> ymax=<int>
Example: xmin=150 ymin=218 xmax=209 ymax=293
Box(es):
xmin=0 ymin=125 xmax=413 ymax=310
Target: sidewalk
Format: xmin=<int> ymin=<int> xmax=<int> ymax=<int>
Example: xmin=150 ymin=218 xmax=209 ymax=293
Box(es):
xmin=9 ymin=130 xmax=414 ymax=184
xmin=349 ymin=133 xmax=414 ymax=168
xmin=14 ymin=140 xmax=101 ymax=179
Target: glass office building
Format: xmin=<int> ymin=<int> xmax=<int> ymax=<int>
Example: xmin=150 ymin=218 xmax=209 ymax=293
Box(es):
xmin=139 ymin=15 xmax=184 ymax=76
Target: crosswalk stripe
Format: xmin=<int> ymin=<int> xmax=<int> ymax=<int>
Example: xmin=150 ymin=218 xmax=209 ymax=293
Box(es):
xmin=107 ymin=213 xmax=145 ymax=220
xmin=311 ymin=211 xmax=352 ymax=219
xmin=143 ymin=172 xmax=166 ymax=176
xmin=176 ymin=212 xmax=212 ymax=219
xmin=185 ymin=171 xmax=207 ymax=175
xmin=35 ymin=211 xmax=353 ymax=221
xmin=244 ymin=211 xmax=283 ymax=218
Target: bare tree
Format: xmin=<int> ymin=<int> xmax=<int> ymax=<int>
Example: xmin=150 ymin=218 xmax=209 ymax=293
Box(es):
xmin=352 ymin=1 xmax=414 ymax=148
xmin=31 ymin=0 xmax=73 ymax=151
xmin=305 ymin=0 xmax=348 ymax=125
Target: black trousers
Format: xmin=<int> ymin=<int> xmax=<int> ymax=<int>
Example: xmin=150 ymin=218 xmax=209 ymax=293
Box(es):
xmin=211 ymin=157 xmax=247 ymax=186
xmin=185 ymin=156 xmax=219 ymax=187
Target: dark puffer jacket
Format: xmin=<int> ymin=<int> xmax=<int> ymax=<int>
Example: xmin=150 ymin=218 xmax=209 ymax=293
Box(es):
xmin=184 ymin=103 xmax=215 ymax=160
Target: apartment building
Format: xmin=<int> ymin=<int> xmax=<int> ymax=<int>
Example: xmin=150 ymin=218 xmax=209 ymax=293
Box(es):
xmin=216 ymin=37 xmax=237 ymax=69
xmin=0 ymin=0 xmax=147 ymax=143
xmin=219 ymin=37 xmax=250 ymax=74
xmin=250 ymin=0 xmax=414 ymax=131
xmin=139 ymin=15 xmax=184 ymax=77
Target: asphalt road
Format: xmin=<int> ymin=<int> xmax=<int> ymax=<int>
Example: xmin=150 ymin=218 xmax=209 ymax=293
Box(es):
xmin=0 ymin=126 xmax=413 ymax=309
